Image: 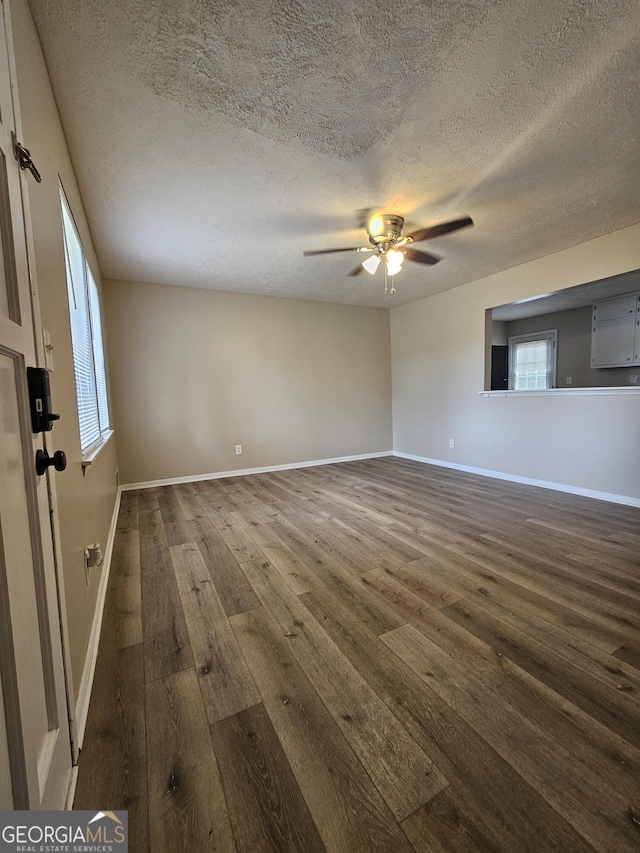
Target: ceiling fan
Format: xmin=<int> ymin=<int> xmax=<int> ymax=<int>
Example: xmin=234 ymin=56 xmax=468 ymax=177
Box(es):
xmin=303 ymin=212 xmax=473 ymax=294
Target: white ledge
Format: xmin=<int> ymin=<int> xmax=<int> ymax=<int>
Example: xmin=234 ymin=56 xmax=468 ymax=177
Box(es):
xmin=81 ymin=430 xmax=114 ymax=471
xmin=480 ymin=387 xmax=640 ymax=397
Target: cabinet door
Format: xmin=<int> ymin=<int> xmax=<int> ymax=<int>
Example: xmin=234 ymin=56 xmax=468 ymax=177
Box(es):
xmin=592 ymin=294 xmax=637 ymax=322
xmin=591 ymin=315 xmax=636 ymax=367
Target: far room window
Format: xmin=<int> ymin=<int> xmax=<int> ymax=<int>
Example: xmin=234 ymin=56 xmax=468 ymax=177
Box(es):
xmin=60 ymin=186 xmax=111 ymax=455
xmin=508 ymin=330 xmax=557 ymax=390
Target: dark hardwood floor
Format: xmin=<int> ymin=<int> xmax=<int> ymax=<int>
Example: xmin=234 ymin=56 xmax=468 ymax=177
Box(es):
xmin=73 ymin=457 xmax=640 ymax=852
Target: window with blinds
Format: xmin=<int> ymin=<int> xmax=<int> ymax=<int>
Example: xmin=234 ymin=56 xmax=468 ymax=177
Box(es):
xmin=61 ymin=189 xmax=111 ymax=454
xmin=508 ymin=330 xmax=557 ymax=390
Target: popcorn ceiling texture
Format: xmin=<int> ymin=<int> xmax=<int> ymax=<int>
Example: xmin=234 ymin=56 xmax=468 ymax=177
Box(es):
xmin=27 ymin=0 xmax=640 ymax=307
xmin=137 ymin=0 xmax=492 ymax=160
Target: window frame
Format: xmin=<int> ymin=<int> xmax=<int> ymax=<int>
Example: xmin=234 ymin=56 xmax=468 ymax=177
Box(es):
xmin=60 ymin=185 xmax=112 ymax=465
xmin=508 ymin=329 xmax=558 ymax=391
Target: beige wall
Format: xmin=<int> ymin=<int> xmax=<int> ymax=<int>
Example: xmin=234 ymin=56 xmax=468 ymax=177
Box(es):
xmin=391 ymin=223 xmax=640 ymax=501
xmin=104 ymin=280 xmax=392 ymax=485
xmin=12 ymin=0 xmax=119 ymax=699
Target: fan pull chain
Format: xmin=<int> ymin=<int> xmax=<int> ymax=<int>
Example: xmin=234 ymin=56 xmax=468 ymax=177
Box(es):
xmin=383 ymin=265 xmax=396 ymax=295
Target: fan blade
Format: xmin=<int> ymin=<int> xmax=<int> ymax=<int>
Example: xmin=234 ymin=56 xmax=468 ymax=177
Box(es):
xmin=348 ymin=263 xmax=365 ymax=276
xmin=403 ymin=247 xmax=441 ymax=265
xmin=406 ymin=215 xmax=473 ymax=243
xmin=303 ymin=247 xmax=363 ymax=256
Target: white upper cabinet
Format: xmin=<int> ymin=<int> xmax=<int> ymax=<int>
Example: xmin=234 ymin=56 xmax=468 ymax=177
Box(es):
xmin=591 ymin=293 xmax=640 ymax=367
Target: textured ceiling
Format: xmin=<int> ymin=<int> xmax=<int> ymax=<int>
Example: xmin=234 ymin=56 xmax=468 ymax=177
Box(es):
xmin=28 ymin=0 xmax=640 ymax=307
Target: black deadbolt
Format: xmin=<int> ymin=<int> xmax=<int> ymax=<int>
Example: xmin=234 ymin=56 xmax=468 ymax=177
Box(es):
xmin=35 ymin=449 xmax=67 ymax=477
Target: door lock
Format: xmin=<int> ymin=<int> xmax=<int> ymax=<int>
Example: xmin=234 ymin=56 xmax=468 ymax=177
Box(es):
xmin=27 ymin=367 xmax=61 ymax=433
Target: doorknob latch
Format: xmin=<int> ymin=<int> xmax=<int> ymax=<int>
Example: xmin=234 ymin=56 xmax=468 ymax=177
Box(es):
xmin=35 ymin=449 xmax=66 ymax=477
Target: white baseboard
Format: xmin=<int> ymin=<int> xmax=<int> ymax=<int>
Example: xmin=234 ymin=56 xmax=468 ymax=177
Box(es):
xmin=393 ymin=451 xmax=640 ymax=508
xmin=120 ymin=451 xmax=393 ymax=491
xmin=74 ymin=486 xmax=122 ymax=752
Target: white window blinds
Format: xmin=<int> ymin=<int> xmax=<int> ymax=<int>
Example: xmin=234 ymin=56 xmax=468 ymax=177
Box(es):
xmin=508 ymin=330 xmax=557 ymax=390
xmin=61 ymin=191 xmax=110 ymax=453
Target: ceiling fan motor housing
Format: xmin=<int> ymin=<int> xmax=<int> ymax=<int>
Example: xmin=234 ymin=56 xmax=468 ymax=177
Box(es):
xmin=368 ymin=214 xmax=405 ymax=246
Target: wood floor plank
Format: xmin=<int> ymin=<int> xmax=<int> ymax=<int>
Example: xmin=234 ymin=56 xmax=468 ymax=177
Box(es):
xmin=196 ymin=478 xmax=246 ymax=513
xmin=393 ymin=520 xmax=640 ymax=645
xmin=527 ymin=515 xmax=640 ymax=552
xmin=171 ymin=542 xmax=260 ymax=723
xmin=231 ymin=510 xmax=325 ymax=594
xmin=309 ymin=495 xmax=427 ymax=565
xmin=196 ymin=526 xmax=261 ymax=616
xmin=444 ymin=534 xmax=640 ymax=641
xmin=210 ymin=507 xmax=270 ymax=563
xmin=74 ymin=644 xmax=149 ymax=853
xmin=146 ymin=668 xmax=236 ymax=852
xmin=173 ymin=482 xmax=210 ymax=523
xmin=356 ymin=570 xmax=640 ymax=800
xmin=156 ymin=485 xmax=192 ymax=545
xmin=613 ymin=640 xmax=640 ymax=670
xmin=404 ymin=537 xmax=640 ymax=683
xmin=303 ymin=484 xmax=399 ymax=527
xmin=262 ymin=470 xmax=319 ymax=499
xmin=238 ymin=554 xmax=448 ymax=821
xmin=382 ymin=624 xmax=640 ymax=853
xmin=394 ymin=546 xmax=628 ymax=654
xmin=99 ymin=495 xmax=142 ymax=654
xmin=249 ymin=473 xmax=307 ymax=505
xmin=76 ymin=457 xmax=640 ymax=853
xmin=261 ymin=516 xmax=405 ymax=635
xmin=139 ymin=491 xmax=193 ymax=683
xmin=118 ymin=489 xmax=140 ymax=530
xmin=301 ymin=587 xmax=600 ymax=853
xmin=219 ymin=477 xmax=283 ymax=523
xmin=284 ymin=498 xmax=407 ymax=572
xmin=365 ymin=561 xmax=462 ymax=610
xmin=231 ymin=607 xmax=415 ymax=853
xmin=401 ymin=787 xmax=511 ymax=853
xmin=563 ymin=548 xmax=640 ymax=591
xmin=377 ymin=484 xmax=633 ymax=592
xmin=483 ymin=529 xmax=640 ymax=605
xmin=270 ymin=510 xmax=372 ymax=577
xmin=211 ymin=702 xmax=326 ymax=853
xmin=441 ymin=596 xmax=640 ymax=749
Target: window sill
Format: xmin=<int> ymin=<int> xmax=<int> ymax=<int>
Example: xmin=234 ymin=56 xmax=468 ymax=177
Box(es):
xmin=81 ymin=430 xmax=114 ymax=472
xmin=480 ymin=387 xmax=640 ymax=397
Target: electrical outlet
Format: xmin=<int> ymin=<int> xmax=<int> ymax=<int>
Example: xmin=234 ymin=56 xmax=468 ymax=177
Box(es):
xmin=566 ymin=376 xmax=572 ymax=385
xmin=631 ymin=375 xmax=638 ymax=385
xmin=235 ymin=444 xmax=243 ymax=455
xmin=449 ymin=438 xmax=455 ymax=449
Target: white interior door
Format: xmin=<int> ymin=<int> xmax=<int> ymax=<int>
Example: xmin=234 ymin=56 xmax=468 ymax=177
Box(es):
xmin=0 ymin=0 xmax=72 ymax=809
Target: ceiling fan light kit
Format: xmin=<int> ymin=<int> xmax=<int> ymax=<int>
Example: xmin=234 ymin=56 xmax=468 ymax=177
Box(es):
xmin=362 ymin=254 xmax=381 ymax=275
xmin=303 ymin=212 xmax=474 ymax=294
xmin=385 ymin=248 xmax=404 ymax=276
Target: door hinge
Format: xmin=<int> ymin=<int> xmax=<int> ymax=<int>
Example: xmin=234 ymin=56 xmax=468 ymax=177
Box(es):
xmin=12 ymin=132 xmax=42 ymax=183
